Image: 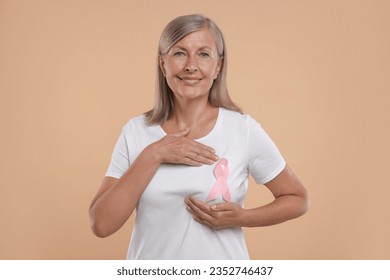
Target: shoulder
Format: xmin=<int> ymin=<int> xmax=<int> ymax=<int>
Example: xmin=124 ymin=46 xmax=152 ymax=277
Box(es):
xmin=220 ymin=107 xmax=261 ymax=128
xmin=120 ymin=114 xmax=162 ymax=145
xmin=122 ymin=114 xmax=155 ymax=132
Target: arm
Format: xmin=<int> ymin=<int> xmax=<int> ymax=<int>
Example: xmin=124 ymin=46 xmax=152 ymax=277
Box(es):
xmin=89 ymin=144 xmax=160 ymax=238
xmin=185 ymin=165 xmax=309 ymax=229
xmin=89 ymin=127 xmax=218 ymax=238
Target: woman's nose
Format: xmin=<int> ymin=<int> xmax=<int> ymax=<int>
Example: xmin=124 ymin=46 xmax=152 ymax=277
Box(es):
xmin=185 ymin=65 xmax=198 ymax=72
xmin=185 ymin=56 xmax=198 ymax=72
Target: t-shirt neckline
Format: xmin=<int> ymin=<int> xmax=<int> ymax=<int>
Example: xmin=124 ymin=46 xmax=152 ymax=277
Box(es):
xmin=158 ymin=107 xmax=223 ymax=141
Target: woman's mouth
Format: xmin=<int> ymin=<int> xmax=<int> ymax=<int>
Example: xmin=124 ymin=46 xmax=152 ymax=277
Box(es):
xmin=178 ymin=77 xmax=202 ymax=85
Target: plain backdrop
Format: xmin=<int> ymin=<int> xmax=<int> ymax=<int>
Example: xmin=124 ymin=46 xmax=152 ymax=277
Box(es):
xmin=1 ymin=0 xmax=389 ymax=259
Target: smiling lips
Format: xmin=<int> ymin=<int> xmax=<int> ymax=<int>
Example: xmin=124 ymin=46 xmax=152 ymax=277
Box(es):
xmin=178 ymin=77 xmax=202 ymax=85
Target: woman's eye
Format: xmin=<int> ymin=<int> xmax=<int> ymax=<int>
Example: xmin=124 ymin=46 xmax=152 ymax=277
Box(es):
xmin=174 ymin=51 xmax=185 ymax=57
xmin=199 ymin=52 xmax=210 ymax=57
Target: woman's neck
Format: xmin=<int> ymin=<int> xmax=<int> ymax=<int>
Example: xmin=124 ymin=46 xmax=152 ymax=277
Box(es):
xmin=163 ymin=98 xmax=219 ymax=139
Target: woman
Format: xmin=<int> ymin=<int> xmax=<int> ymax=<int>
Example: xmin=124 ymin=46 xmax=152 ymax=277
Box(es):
xmin=89 ymin=14 xmax=308 ymax=259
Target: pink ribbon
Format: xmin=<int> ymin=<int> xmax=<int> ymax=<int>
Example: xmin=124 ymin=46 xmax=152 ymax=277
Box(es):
xmin=207 ymin=158 xmax=231 ymax=202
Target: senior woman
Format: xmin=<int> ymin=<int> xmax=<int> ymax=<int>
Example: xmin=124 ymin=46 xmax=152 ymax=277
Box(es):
xmin=89 ymin=14 xmax=308 ymax=259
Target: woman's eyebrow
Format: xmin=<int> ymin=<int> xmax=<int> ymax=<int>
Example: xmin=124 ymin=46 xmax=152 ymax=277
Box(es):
xmin=171 ymin=45 xmax=186 ymax=50
xmin=172 ymin=45 xmax=213 ymax=51
xmin=199 ymin=45 xmax=212 ymax=50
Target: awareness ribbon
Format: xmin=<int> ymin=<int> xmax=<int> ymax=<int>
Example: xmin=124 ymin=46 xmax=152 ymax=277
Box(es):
xmin=206 ymin=158 xmax=231 ymax=202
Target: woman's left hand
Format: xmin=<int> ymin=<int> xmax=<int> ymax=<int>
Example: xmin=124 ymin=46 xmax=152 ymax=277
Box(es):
xmin=185 ymin=196 xmax=245 ymax=229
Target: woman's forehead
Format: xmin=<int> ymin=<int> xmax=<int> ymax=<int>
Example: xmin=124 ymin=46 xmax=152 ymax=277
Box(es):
xmin=172 ymin=29 xmax=218 ymax=50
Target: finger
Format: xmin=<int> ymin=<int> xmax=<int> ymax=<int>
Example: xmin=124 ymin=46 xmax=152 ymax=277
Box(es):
xmin=191 ymin=214 xmax=216 ymax=229
xmin=185 ymin=151 xmax=217 ymax=165
xmin=191 ymin=141 xmax=217 ymax=156
xmin=186 ymin=196 xmax=208 ymax=209
xmin=168 ymin=135 xmax=218 ymax=163
xmin=186 ymin=197 xmax=214 ymax=216
xmin=186 ymin=198 xmax=228 ymax=229
xmin=189 ymin=207 xmax=223 ymax=230
xmin=185 ymin=197 xmax=202 ymax=214
xmin=180 ymin=157 xmax=203 ymax=166
xmin=158 ymin=131 xmax=218 ymax=165
xmin=210 ymin=202 xmax=236 ymax=212
xmin=184 ymin=141 xmax=219 ymax=163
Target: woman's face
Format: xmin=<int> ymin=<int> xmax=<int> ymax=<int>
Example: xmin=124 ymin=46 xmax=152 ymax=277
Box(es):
xmin=160 ymin=28 xmax=222 ymax=103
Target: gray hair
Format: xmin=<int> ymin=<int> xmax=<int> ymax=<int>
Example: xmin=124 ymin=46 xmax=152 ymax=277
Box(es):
xmin=145 ymin=14 xmax=242 ymax=125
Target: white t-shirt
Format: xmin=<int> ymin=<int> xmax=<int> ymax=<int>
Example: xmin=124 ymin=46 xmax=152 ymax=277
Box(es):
xmin=105 ymin=107 xmax=286 ymax=259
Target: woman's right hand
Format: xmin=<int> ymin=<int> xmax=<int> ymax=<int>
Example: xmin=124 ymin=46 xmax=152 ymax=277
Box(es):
xmin=151 ymin=127 xmax=219 ymax=166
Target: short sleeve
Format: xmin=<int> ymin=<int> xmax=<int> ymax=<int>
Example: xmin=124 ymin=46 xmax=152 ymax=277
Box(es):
xmin=105 ymin=127 xmax=130 ymax=179
xmin=247 ymin=117 xmax=286 ymax=185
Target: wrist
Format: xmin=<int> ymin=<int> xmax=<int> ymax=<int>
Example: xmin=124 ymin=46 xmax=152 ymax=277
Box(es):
xmin=143 ymin=142 xmax=163 ymax=165
xmin=239 ymin=208 xmax=253 ymax=228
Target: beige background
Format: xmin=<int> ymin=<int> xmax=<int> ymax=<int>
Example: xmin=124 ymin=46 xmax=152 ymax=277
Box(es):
xmin=1 ymin=0 xmax=389 ymax=259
